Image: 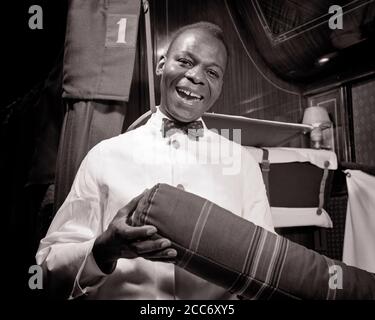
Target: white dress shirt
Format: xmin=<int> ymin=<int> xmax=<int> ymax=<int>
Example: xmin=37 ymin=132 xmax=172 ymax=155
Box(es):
xmin=36 ymin=107 xmax=274 ymax=299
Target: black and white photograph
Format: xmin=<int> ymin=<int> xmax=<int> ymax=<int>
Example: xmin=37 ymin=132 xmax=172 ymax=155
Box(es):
xmin=2 ymin=0 xmax=375 ymax=308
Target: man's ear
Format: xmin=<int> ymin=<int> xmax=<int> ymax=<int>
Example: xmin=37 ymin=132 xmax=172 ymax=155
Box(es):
xmin=156 ymin=56 xmax=166 ymax=76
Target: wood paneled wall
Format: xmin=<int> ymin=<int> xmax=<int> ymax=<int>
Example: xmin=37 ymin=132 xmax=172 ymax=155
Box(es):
xmin=350 ymin=78 xmax=375 ymax=165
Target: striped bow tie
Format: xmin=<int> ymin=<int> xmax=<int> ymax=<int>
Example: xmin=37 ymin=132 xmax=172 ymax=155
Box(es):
xmin=161 ymin=118 xmax=204 ymax=140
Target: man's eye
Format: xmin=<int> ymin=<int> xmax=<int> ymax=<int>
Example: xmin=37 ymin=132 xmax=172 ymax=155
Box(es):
xmin=207 ymin=69 xmax=219 ymax=78
xmin=178 ymin=58 xmax=193 ymax=66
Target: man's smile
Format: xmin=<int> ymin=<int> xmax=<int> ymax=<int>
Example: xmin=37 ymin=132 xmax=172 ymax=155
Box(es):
xmin=176 ymin=86 xmax=204 ymax=104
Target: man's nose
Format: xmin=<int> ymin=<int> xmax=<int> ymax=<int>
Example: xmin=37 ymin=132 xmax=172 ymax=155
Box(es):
xmin=185 ymin=66 xmax=204 ymax=85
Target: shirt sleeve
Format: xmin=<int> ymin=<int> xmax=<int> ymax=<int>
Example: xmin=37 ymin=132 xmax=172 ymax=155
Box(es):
xmin=241 ymin=148 xmax=275 ymax=233
xmin=35 ymin=143 xmax=108 ymax=299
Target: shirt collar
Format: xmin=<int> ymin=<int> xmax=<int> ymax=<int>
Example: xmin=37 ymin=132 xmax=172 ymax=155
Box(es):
xmin=148 ymin=106 xmax=208 ymax=131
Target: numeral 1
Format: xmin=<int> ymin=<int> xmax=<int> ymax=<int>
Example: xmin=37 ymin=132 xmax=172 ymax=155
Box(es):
xmin=116 ymin=18 xmax=127 ymax=44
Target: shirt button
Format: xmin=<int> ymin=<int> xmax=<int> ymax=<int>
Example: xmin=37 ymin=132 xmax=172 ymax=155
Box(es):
xmin=176 ymin=184 xmax=185 ymax=190
xmin=172 ymin=140 xmax=180 ymax=149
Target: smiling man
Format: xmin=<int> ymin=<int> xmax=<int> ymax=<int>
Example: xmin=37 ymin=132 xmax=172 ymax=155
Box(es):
xmin=157 ymin=25 xmax=227 ymax=122
xmin=36 ymin=22 xmax=273 ymax=299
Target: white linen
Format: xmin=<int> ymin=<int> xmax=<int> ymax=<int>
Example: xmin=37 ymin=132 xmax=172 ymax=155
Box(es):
xmin=271 ymin=207 xmax=333 ymax=228
xmin=246 ymin=147 xmax=337 ymax=170
xmin=343 ymin=170 xmax=375 ymax=273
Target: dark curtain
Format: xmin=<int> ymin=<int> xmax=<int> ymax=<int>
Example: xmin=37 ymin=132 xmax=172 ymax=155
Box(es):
xmin=1 ymin=55 xmax=64 ymax=298
xmin=54 ymin=100 xmax=127 ymax=211
xmin=1 ymin=0 xmax=148 ymax=299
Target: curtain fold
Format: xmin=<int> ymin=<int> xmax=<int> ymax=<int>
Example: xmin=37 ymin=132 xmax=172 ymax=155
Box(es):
xmin=54 ymin=100 xmax=127 ymax=211
xmin=343 ymin=170 xmax=375 ymax=273
xmin=55 ymin=0 xmax=142 ymax=211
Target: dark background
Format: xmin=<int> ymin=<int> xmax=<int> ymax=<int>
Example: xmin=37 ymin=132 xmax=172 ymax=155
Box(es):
xmin=1 ymin=1 xmax=67 ymax=108
xmin=1 ymin=1 xmax=67 ymax=299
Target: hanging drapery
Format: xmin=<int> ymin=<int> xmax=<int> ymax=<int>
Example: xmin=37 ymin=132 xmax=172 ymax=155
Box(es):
xmin=343 ymin=169 xmax=375 ymax=273
xmin=54 ymin=100 xmax=128 ymax=210
xmin=55 ymin=0 xmax=142 ymax=211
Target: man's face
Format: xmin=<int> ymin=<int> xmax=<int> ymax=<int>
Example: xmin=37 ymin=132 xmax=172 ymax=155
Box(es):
xmin=156 ymin=29 xmax=227 ymax=123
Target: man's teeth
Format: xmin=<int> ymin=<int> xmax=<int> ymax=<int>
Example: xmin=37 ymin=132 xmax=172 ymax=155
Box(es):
xmin=177 ymin=88 xmax=202 ymax=100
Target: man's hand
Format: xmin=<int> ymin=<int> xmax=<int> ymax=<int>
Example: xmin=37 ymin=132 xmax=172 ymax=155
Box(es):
xmin=92 ymin=191 xmax=177 ymax=274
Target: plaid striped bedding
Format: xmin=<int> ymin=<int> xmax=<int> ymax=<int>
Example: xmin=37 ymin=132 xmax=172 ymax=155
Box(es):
xmin=129 ymin=183 xmax=375 ymax=300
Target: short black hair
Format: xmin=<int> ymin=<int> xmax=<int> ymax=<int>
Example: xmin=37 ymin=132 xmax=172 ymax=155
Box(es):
xmin=166 ymin=21 xmax=229 ymax=61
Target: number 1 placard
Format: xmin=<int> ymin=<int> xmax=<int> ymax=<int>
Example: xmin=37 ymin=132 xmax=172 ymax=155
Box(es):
xmin=105 ymin=14 xmax=138 ymax=48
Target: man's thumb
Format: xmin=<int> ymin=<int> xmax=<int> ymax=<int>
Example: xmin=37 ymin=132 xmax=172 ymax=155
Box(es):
xmin=115 ymin=189 xmax=149 ymax=220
